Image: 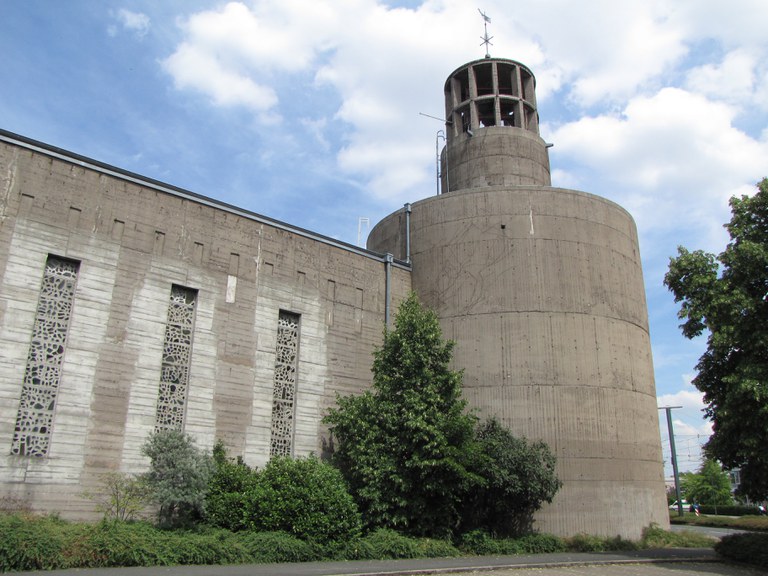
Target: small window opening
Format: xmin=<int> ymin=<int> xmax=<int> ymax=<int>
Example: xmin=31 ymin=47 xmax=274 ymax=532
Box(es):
xmin=500 ymin=99 xmax=516 ymax=127
xmin=455 ymin=69 xmax=470 ymax=103
xmin=456 ymin=104 xmax=471 ymax=134
xmin=474 ymin=63 xmax=494 ymax=96
xmin=477 ymin=99 xmax=496 ymax=128
xmin=497 ymin=63 xmax=515 ymax=96
xmin=521 ymin=70 xmax=534 ymax=101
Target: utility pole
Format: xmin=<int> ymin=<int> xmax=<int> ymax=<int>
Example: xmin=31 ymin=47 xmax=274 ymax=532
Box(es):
xmin=659 ymin=406 xmax=684 ymax=516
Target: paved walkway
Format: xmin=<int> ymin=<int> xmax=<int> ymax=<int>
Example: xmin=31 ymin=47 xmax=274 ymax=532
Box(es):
xmin=7 ymin=548 xmax=763 ymax=576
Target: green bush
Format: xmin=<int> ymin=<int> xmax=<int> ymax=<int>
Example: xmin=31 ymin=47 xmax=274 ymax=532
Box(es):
xmin=361 ymin=528 xmax=423 ymax=559
xmin=516 ymin=533 xmax=567 ymax=554
xmin=566 ymin=533 xmax=639 ymax=552
xmin=715 ymin=533 xmax=768 ymax=569
xmin=77 ymin=521 xmax=175 ymax=567
xmin=338 ymin=537 xmax=378 ymax=560
xmin=457 ymin=529 xmax=501 ymax=555
xmin=415 ymin=538 xmax=462 ymax=558
xmin=565 ymin=533 xmax=608 ymax=552
xmin=243 ymin=455 xmax=362 ymax=553
xmin=463 ymin=419 xmax=561 ymax=537
xmin=698 ymin=504 xmax=759 ymax=516
xmin=205 ymin=444 xmax=257 ymax=531
xmin=238 ymin=531 xmax=318 ymax=563
xmin=142 ymin=429 xmax=215 ymax=528
xmin=0 ymin=513 xmax=71 ymax=571
xmin=164 ymin=528 xmax=251 ymax=566
xmin=640 ymin=523 xmax=715 ymax=548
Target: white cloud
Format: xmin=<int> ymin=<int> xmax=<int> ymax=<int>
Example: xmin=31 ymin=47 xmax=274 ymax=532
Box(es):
xmin=163 ymin=42 xmax=279 ymax=111
xmin=158 ymin=0 xmax=768 ymax=247
xmin=546 ymin=87 xmax=768 ymax=247
xmin=685 ymin=49 xmax=768 ymax=115
xmin=114 ymin=9 xmax=150 ymax=38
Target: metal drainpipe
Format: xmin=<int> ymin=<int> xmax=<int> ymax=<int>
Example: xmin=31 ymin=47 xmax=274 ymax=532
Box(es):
xmin=404 ymin=203 xmax=412 ymax=265
xmin=384 ymin=253 xmax=393 ymax=328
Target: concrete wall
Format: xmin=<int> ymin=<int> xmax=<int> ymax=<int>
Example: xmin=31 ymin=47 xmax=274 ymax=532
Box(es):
xmin=0 ymin=134 xmax=410 ymax=517
xmin=443 ymin=128 xmax=551 ymax=192
xmin=369 ymin=185 xmax=669 ymax=538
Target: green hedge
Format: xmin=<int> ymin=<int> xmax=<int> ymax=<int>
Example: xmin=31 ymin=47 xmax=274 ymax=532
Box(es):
xmin=0 ymin=514 xmax=718 ymax=573
xmin=698 ymin=505 xmax=760 ymax=516
xmin=716 ymin=533 xmax=768 ymax=569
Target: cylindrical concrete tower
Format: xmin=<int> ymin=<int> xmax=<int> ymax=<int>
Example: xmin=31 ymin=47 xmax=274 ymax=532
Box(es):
xmin=368 ymin=58 xmax=669 ymax=538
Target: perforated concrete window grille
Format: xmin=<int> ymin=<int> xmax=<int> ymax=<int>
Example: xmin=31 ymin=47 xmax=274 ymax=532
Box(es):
xmin=269 ymin=310 xmax=300 ymax=457
xmin=154 ymin=285 xmax=198 ymax=431
xmin=11 ymin=256 xmax=80 ymax=457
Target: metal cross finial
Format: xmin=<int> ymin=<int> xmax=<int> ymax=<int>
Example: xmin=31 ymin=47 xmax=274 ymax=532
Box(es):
xmin=478 ymin=9 xmax=493 ymax=58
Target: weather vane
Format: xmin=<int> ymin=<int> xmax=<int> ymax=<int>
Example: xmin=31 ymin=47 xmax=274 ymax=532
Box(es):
xmin=478 ymin=8 xmax=493 ymax=58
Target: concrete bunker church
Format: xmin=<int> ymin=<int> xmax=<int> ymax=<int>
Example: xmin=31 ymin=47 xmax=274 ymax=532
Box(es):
xmin=0 ymin=55 xmax=669 ymax=538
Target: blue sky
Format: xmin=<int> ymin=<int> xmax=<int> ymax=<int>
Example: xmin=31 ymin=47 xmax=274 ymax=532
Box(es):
xmin=2 ymin=0 xmax=767 ymax=474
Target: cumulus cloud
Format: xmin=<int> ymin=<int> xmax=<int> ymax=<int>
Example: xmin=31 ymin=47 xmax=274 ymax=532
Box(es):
xmin=164 ymin=42 xmax=279 ymax=111
xmin=111 ymin=9 xmax=150 ymax=38
xmin=161 ymin=1 xmax=342 ymax=114
xmin=546 ymin=86 xmax=768 ymax=252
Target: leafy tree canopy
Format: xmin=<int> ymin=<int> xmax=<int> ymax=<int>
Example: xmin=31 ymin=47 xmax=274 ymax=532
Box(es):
xmin=680 ymin=459 xmax=733 ymax=506
xmin=664 ymin=178 xmax=768 ymax=499
xmin=462 ymin=418 xmax=561 ymax=537
xmin=324 ymin=292 xmax=482 ymax=537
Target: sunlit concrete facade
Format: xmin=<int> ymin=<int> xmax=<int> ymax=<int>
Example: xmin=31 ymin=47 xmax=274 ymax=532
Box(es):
xmin=0 ymin=55 xmax=667 ymax=538
xmin=0 ymin=130 xmax=410 ymax=517
xmin=368 ymin=58 xmax=669 ymax=538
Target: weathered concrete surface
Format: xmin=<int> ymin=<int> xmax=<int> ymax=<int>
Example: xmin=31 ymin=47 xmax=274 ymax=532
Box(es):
xmin=369 ymin=186 xmax=668 ymax=538
xmin=0 ymin=134 xmax=410 ymax=518
xmin=369 ymin=184 xmax=668 ymax=539
xmin=368 ymin=55 xmax=667 ymax=539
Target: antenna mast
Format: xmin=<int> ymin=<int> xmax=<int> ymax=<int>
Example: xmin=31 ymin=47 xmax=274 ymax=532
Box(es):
xmin=478 ymin=9 xmax=493 ymax=58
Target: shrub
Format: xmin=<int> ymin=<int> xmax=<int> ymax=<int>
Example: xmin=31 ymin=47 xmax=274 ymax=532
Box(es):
xmin=361 ymin=528 xmax=423 ymax=559
xmin=415 ymin=538 xmax=462 ymax=558
xmin=516 ymin=533 xmax=567 ymax=554
xmin=81 ymin=472 xmax=150 ymax=521
xmin=238 ymin=531 xmax=318 ymax=563
xmin=566 ymin=533 xmax=641 ymax=552
xmin=142 ymin=429 xmax=215 ymax=528
xmin=640 ymin=523 xmax=715 ymax=548
xmin=168 ymin=529 xmax=250 ymax=565
xmin=698 ymin=504 xmax=760 ymax=516
xmin=204 ymin=442 xmax=258 ymax=531
xmin=77 ymin=520 xmax=174 ymax=567
xmin=243 ymin=455 xmax=362 ymax=553
xmin=0 ymin=513 xmax=71 ymax=571
xmin=457 ymin=529 xmax=501 ymax=555
xmin=462 ymin=418 xmax=561 ymax=537
xmin=566 ymin=533 xmax=609 ymax=552
xmin=338 ymin=537 xmax=378 ymax=560
xmin=716 ymin=533 xmax=768 ymax=569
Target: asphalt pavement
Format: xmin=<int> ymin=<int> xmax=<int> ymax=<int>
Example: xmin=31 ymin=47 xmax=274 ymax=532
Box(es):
xmin=6 ymin=548 xmax=763 ymax=576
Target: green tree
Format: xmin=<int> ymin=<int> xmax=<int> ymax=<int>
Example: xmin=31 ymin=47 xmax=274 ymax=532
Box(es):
xmin=462 ymin=418 xmax=561 ymax=537
xmin=324 ymin=292 xmax=482 ymax=537
xmin=141 ymin=429 xmax=214 ymax=528
xmin=665 ymin=177 xmax=768 ymax=500
xmin=680 ymin=459 xmax=732 ymax=507
xmin=81 ymin=472 xmax=150 ymax=522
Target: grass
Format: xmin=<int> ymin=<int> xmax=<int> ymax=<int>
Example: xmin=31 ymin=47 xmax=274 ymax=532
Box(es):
xmin=670 ymin=512 xmax=768 ymax=531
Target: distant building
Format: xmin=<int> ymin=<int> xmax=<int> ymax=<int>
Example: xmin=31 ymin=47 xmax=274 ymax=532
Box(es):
xmin=0 ymin=55 xmax=668 ymax=538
